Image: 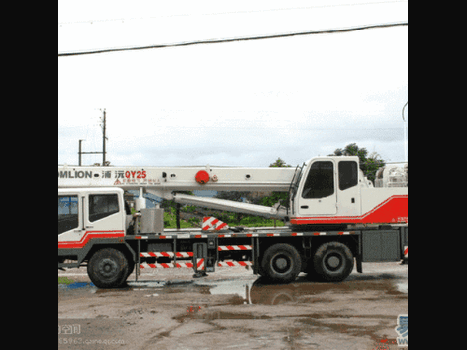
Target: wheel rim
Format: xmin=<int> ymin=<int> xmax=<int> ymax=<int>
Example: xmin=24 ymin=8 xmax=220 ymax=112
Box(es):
xmin=324 ymin=253 xmax=343 ymax=272
xmin=98 ymin=258 xmax=119 ymax=279
xmin=271 ymin=253 xmax=293 ymax=274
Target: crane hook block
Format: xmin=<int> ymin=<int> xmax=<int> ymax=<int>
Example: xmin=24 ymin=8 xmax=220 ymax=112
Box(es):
xmin=195 ymin=170 xmax=210 ymax=184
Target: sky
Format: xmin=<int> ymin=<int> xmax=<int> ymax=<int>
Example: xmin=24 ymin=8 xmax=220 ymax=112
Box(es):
xmin=58 ymin=0 xmax=408 ymax=168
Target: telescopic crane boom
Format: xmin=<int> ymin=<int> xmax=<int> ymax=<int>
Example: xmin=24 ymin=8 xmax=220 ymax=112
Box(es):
xmin=58 ymin=163 xmax=298 ymax=218
xmin=58 ymin=156 xmax=407 ymax=225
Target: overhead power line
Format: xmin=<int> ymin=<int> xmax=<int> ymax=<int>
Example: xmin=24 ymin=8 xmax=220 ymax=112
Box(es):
xmin=58 ymin=22 xmax=407 ymax=57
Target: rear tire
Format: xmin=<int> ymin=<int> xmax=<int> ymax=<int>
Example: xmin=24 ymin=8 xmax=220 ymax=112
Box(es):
xmin=87 ymin=248 xmax=129 ymax=288
xmin=261 ymin=243 xmax=301 ymax=283
xmin=313 ymin=241 xmax=353 ymax=282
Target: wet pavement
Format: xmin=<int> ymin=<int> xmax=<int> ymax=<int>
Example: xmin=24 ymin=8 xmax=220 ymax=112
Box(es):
xmin=58 ymin=262 xmax=408 ymax=349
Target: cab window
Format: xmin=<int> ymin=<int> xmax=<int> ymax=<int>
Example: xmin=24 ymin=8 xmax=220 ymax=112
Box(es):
xmin=302 ymin=161 xmax=334 ymax=199
xmin=58 ymin=195 xmax=78 ymax=235
xmin=338 ymin=161 xmax=358 ymax=191
xmin=89 ymin=194 xmax=119 ymax=222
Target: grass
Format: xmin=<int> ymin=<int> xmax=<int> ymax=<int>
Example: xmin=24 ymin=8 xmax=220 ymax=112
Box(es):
xmin=58 ymin=276 xmax=74 ymax=285
xmin=238 ymin=217 xmax=285 ymax=227
xmin=164 ymin=211 xmax=196 ymax=229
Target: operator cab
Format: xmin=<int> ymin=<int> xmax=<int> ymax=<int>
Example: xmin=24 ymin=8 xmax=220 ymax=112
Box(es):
xmin=58 ymin=188 xmax=127 ymax=243
xmin=289 ymin=156 xmax=407 ymax=227
xmin=290 ymin=156 xmax=371 ymax=225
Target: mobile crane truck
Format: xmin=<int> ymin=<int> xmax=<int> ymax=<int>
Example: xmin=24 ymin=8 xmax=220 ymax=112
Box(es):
xmin=58 ymin=156 xmax=408 ymax=288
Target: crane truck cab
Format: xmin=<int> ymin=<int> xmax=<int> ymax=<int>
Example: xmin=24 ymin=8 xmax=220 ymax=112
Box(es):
xmin=289 ymin=156 xmax=407 ymax=227
xmin=58 ymin=187 xmax=128 ymax=251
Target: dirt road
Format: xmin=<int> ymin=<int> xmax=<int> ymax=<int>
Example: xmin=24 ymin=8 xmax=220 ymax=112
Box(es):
xmin=58 ymin=262 xmax=408 ymax=350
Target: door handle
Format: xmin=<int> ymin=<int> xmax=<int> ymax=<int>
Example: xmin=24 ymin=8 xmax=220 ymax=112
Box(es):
xmin=301 ymin=205 xmax=309 ymax=209
xmin=85 ymin=225 xmax=94 ymax=229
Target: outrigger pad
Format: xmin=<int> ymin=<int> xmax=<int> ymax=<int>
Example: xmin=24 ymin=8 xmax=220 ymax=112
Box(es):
xmin=192 ymin=272 xmax=208 ymax=278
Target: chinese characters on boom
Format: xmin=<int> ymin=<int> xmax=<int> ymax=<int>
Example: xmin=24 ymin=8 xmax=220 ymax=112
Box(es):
xmin=395 ymin=314 xmax=408 ymax=346
xmin=57 ymin=169 xmax=160 ymax=185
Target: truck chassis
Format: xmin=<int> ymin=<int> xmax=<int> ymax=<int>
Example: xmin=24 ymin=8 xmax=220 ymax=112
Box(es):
xmin=58 ymin=226 xmax=408 ymax=288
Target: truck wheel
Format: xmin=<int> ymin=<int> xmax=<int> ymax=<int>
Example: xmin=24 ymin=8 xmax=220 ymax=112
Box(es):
xmin=261 ymin=243 xmax=301 ymax=283
xmin=87 ymin=248 xmax=129 ymax=288
xmin=313 ymin=241 xmax=353 ymax=282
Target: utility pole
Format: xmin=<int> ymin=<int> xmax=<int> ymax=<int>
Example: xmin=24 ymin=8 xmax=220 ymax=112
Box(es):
xmin=102 ymin=109 xmax=107 ymax=166
xmin=77 ymin=109 xmax=109 ymax=166
xmin=78 ymin=139 xmax=84 ymax=166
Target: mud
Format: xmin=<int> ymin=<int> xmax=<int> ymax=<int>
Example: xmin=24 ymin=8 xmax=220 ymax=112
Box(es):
xmin=58 ymin=262 xmax=408 ymax=349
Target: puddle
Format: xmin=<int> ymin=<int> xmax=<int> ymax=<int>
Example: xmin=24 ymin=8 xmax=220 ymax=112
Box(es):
xmin=195 ymin=279 xmax=255 ymax=304
xmin=395 ymin=281 xmax=408 ymax=293
xmin=128 ymin=281 xmax=167 ymax=289
xmin=58 ymin=271 xmax=407 ymax=306
xmin=176 ymin=309 xmax=272 ymax=323
xmin=131 ymin=271 xmax=408 ymax=307
xmin=248 ymin=273 xmax=407 ymax=305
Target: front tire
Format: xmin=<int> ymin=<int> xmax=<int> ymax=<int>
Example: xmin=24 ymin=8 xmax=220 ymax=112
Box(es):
xmin=261 ymin=243 xmax=302 ymax=283
xmin=87 ymin=248 xmax=129 ymax=288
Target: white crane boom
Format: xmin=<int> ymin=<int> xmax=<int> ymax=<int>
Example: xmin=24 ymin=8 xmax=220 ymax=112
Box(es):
xmin=58 ymin=163 xmax=299 ymax=218
xmin=57 ymin=164 xmax=297 ymax=192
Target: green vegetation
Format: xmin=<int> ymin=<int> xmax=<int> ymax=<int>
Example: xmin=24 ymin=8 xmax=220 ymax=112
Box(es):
xmin=329 ymin=143 xmax=385 ymax=184
xmin=162 ymin=207 xmax=285 ymax=229
xmin=58 ymin=276 xmax=74 ymax=285
xmin=163 ymin=210 xmax=196 ymax=229
xmin=226 ymin=213 xmax=284 ymax=227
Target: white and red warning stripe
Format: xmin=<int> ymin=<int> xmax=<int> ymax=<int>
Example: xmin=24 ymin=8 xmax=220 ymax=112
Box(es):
xmin=308 ymin=231 xmax=353 ymax=236
xmin=404 ymin=246 xmax=408 ymax=259
xmin=202 ymin=217 xmax=229 ymax=231
xmin=195 ymin=258 xmax=205 ymax=270
xmin=140 ymin=259 xmax=204 ymax=269
xmin=218 ymin=245 xmax=252 ymax=251
xmin=140 ymin=251 xmax=193 ymax=258
xmin=140 ymin=258 xmax=252 ymax=269
xmin=140 ymin=262 xmax=192 ymax=269
xmin=218 ymin=260 xmax=253 ymax=267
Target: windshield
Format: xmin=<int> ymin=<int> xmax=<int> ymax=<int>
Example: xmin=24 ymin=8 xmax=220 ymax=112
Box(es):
xmin=288 ymin=163 xmax=305 ymax=215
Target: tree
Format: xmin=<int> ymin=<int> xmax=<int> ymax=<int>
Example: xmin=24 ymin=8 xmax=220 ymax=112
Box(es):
xmin=215 ymin=157 xmax=293 ymax=216
xmin=160 ymin=191 xmax=193 ymax=212
xmin=269 ymin=157 xmax=291 ymax=168
xmin=363 ymin=151 xmax=386 ymax=184
xmin=215 ymin=191 xmax=248 ymax=202
xmin=262 ymin=157 xmax=291 ymax=207
xmin=331 ymin=143 xmax=368 ymax=160
xmin=329 ymin=143 xmax=385 ymax=184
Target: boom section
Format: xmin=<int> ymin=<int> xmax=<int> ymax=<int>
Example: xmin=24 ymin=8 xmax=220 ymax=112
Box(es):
xmin=57 ymin=165 xmax=296 ymax=192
